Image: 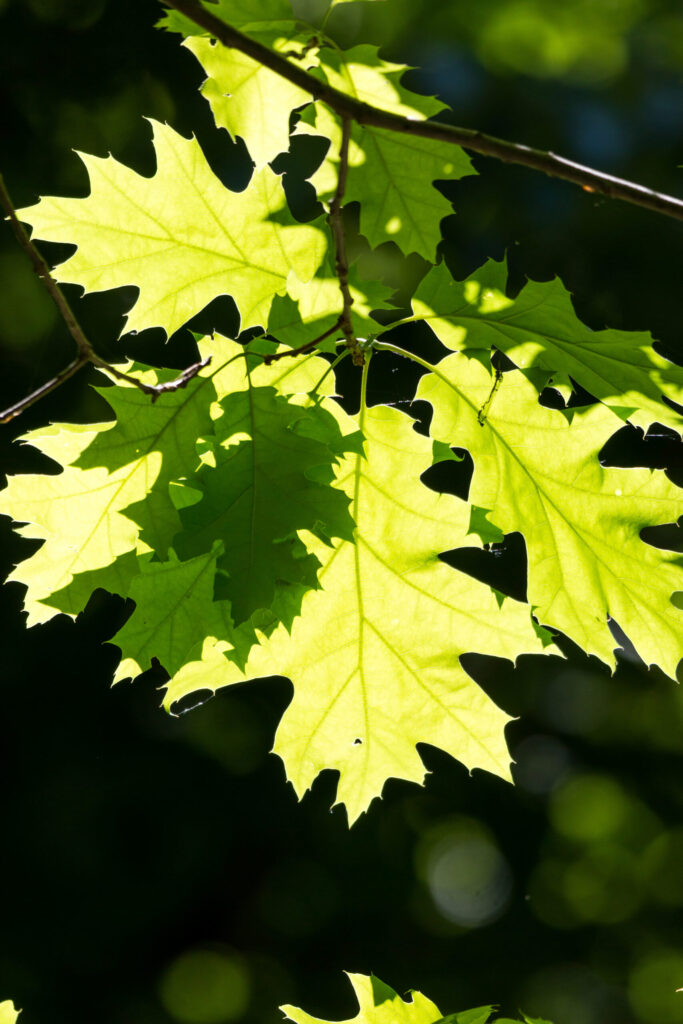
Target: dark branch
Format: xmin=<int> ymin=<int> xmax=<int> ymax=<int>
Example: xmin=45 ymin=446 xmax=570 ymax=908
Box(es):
xmin=0 ymin=174 xmax=92 ymax=361
xmin=0 ymin=357 xmax=88 ymax=424
xmin=262 ymin=319 xmax=344 ymax=364
xmin=145 ymin=356 xmax=212 ymax=400
xmin=161 ymin=0 xmax=683 ymax=224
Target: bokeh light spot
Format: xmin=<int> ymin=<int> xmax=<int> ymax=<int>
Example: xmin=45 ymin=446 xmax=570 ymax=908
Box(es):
xmin=629 ymin=948 xmax=683 ymax=1024
xmin=159 ymin=948 xmax=250 ymax=1024
xmin=549 ymin=773 xmax=631 ymax=842
xmin=418 ymin=818 xmax=512 ymax=928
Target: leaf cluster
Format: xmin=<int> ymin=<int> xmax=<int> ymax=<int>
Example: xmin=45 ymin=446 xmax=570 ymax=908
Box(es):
xmin=3 ymin=0 xmax=682 ymax=827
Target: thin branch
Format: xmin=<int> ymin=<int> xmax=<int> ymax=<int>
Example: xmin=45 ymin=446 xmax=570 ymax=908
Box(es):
xmin=328 ymin=117 xmax=363 ymax=365
xmin=0 ymin=357 xmax=88 ymax=424
xmin=162 ymin=0 xmax=683 ymax=224
xmin=0 ymin=172 xmax=211 ymax=422
xmin=262 ymin=317 xmax=344 ymax=364
xmin=0 ymin=174 xmax=92 ymax=361
xmin=143 ymin=356 xmax=212 ymax=399
xmin=93 ymin=355 xmax=212 ymax=400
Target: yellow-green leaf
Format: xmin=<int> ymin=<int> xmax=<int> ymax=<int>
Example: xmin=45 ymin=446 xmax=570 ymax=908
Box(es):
xmin=419 ymin=355 xmax=683 ymax=674
xmin=15 ymin=120 xmax=326 ymax=337
xmin=185 ymin=31 xmax=314 ymax=169
xmin=166 ymin=397 xmax=547 ymax=822
xmin=3 ymin=423 xmax=160 ymax=626
xmin=282 ymin=973 xmax=441 ymax=1024
xmin=413 ymin=259 xmax=683 ymax=432
xmin=0 ymin=1003 xmax=20 ymax=1024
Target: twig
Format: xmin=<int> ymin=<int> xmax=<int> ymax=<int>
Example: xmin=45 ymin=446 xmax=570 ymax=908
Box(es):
xmin=328 ymin=117 xmax=363 ymax=365
xmin=262 ymin=318 xmax=344 ymax=364
xmin=0 ymin=174 xmax=92 ymax=362
xmin=141 ymin=356 xmax=212 ymax=400
xmin=0 ymin=356 xmax=88 ymax=424
xmin=0 ymin=172 xmax=211 ymax=423
xmin=161 ymin=0 xmax=683 ymax=224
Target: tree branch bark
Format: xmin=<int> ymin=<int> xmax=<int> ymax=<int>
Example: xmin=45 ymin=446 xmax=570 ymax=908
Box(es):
xmin=161 ymin=0 xmax=683 ymax=224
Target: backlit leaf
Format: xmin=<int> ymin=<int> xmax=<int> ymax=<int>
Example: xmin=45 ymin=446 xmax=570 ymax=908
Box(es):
xmin=165 ymin=396 xmax=548 ymax=822
xmin=0 ymin=1003 xmax=20 ymax=1024
xmin=185 ymin=29 xmax=315 ymax=168
xmin=15 ymin=120 xmax=326 ymax=337
xmin=281 ymin=973 xmax=442 ymax=1024
xmin=419 ymin=355 xmax=683 ymax=674
xmin=297 ymin=47 xmax=472 ymax=258
xmin=3 ymin=421 xmax=160 ymax=626
xmin=413 ymin=259 xmax=683 ymax=432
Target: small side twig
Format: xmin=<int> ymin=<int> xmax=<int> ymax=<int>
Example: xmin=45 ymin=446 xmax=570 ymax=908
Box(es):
xmin=0 ymin=172 xmax=211 ymax=424
xmin=0 ymin=356 xmax=88 ymax=424
xmin=262 ymin=318 xmax=344 ymax=365
xmin=139 ymin=356 xmax=212 ymax=401
xmin=328 ymin=117 xmax=363 ymax=366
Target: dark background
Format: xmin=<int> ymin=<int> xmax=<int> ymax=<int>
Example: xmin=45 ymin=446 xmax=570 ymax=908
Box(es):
xmin=1 ymin=1 xmax=683 ymax=1023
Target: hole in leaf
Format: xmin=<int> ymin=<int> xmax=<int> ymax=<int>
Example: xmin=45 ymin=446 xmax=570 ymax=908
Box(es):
xmin=421 ymin=449 xmax=473 ymax=500
xmin=441 ymin=531 xmax=528 ymax=601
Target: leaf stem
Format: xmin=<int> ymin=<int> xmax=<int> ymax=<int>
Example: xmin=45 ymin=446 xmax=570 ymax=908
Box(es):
xmin=0 ymin=172 xmax=212 ymax=423
xmin=309 ymin=347 xmax=351 ymax=397
xmin=359 ymin=350 xmax=371 ymax=431
xmin=371 ymin=339 xmax=438 ymax=376
xmin=160 ymin=0 xmax=683 ymax=224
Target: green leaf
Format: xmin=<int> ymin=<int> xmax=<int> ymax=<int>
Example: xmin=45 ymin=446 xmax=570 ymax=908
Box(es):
xmin=413 ymin=259 xmax=683 ymax=432
xmin=267 ymin=256 xmax=394 ymax=349
xmin=468 ymin=506 xmax=505 ymax=545
xmin=0 ymin=1002 xmax=20 ymax=1024
xmin=157 ymin=0 xmax=294 ymax=35
xmin=438 ymin=1010 xmax=494 ymax=1024
xmin=173 ymin=371 xmax=356 ymax=626
xmin=281 ymin=973 xmax=442 ymax=1024
xmin=317 ymin=45 xmax=446 ymax=119
xmin=344 ymin=127 xmax=473 ymax=260
xmin=3 ymin=421 xmax=160 ymax=626
xmin=344 ymin=127 xmax=474 ymax=259
xmin=15 ymin=120 xmax=326 ymax=337
xmin=165 ymin=398 xmax=548 ymax=822
xmin=296 ymin=48 xmax=472 ymax=258
xmin=79 ymin=364 xmax=221 ymax=554
xmin=493 ymin=1017 xmax=555 ymax=1024
xmin=419 ymin=355 xmax=683 ymax=674
xmin=370 ymin=976 xmax=399 ymax=1007
xmin=185 ymin=29 xmax=314 ymax=169
xmin=432 ymin=439 xmax=463 ymax=465
xmin=112 ymin=545 xmax=236 ymax=683
xmin=2 ymin=339 xmax=352 ymax=644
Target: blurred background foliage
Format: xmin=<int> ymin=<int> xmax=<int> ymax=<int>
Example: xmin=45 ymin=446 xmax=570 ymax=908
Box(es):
xmin=0 ymin=1 xmax=682 ymax=1024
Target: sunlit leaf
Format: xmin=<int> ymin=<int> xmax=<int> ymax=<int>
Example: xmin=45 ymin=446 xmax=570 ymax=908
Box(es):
xmin=419 ymin=354 xmax=683 ymax=674
xmin=15 ymin=120 xmax=326 ymax=337
xmin=281 ymin=973 xmax=442 ymax=1024
xmin=413 ymin=259 xmax=683 ymax=432
xmin=166 ymin=397 xmax=547 ymax=822
xmin=185 ymin=29 xmax=315 ymax=168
